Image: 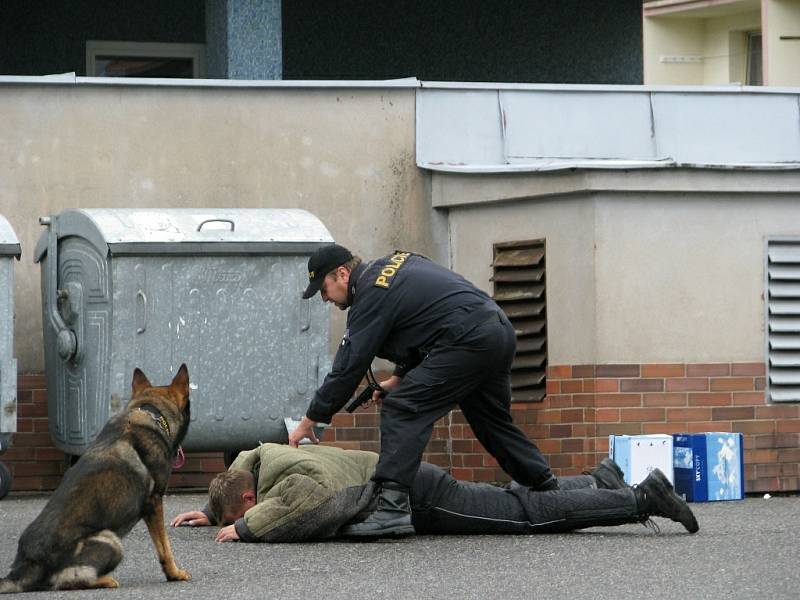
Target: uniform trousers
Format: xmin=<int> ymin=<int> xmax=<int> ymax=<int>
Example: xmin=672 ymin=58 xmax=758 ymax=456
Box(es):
xmin=375 ymin=312 xmax=553 ymax=490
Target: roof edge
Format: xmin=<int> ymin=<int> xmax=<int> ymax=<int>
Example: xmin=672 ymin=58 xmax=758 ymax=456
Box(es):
xmin=0 ymin=73 xmax=422 ymax=89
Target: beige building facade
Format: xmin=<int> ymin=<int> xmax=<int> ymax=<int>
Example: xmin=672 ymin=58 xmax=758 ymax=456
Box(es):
xmin=643 ymin=0 xmax=800 ymax=86
xmin=0 ymin=78 xmax=438 ymax=372
xmin=3 ymin=77 xmax=800 ymax=494
xmin=417 ymin=82 xmax=800 ymax=493
xmin=435 ymin=170 xmax=800 ymax=365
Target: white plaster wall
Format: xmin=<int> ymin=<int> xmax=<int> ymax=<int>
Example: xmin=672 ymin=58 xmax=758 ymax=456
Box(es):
xmin=0 ymin=83 xmax=431 ymax=371
xmin=438 ymin=170 xmax=800 ymax=365
xmin=594 ymin=193 xmax=800 ymax=363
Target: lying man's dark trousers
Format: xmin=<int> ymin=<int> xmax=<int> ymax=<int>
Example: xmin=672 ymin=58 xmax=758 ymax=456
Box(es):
xmin=411 ymin=463 xmax=641 ymax=534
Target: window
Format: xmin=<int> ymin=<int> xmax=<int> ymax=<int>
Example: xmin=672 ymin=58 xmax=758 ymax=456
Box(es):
xmin=491 ymin=239 xmax=547 ymax=402
xmin=746 ymin=32 xmax=762 ymax=86
xmin=86 ymin=41 xmax=205 ymax=78
xmin=765 ymin=239 xmax=800 ymax=402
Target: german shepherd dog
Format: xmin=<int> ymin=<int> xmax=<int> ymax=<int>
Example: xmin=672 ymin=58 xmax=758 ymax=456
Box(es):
xmin=0 ymin=365 xmax=192 ymax=592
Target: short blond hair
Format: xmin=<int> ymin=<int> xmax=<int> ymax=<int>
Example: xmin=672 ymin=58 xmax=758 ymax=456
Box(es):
xmin=328 ymin=256 xmax=362 ymax=280
xmin=208 ymin=469 xmax=255 ymax=524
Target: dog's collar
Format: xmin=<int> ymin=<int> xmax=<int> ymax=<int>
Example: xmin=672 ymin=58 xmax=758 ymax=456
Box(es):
xmin=137 ymin=405 xmax=171 ymax=436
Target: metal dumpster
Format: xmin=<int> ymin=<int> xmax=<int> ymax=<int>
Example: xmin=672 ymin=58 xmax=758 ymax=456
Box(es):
xmin=0 ymin=215 xmax=21 ymax=499
xmin=34 ymin=208 xmax=333 ymax=456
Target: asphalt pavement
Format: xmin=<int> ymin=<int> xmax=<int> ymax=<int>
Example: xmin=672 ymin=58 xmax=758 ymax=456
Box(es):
xmin=0 ymin=491 xmax=797 ymax=600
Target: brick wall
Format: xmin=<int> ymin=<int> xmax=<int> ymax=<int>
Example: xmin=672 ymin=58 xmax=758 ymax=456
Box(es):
xmin=546 ymin=362 xmax=798 ymax=493
xmin=5 ymin=374 xmax=68 ymax=490
xmin=6 ymin=374 xmax=226 ymax=493
xmin=4 ymin=362 xmax=798 ymax=494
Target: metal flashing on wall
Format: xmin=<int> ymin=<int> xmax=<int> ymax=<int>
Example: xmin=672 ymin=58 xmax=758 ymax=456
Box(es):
xmin=0 ymin=73 xmax=421 ymax=89
xmin=417 ymin=86 xmax=800 ymax=173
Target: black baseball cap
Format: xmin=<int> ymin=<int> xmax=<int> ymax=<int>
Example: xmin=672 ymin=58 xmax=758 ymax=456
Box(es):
xmin=302 ymin=244 xmax=354 ymax=299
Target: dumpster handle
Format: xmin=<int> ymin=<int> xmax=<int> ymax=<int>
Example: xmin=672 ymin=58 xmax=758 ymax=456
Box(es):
xmin=40 ymin=216 xmax=77 ymax=361
xmin=197 ymin=219 xmax=235 ymax=232
xmin=136 ymin=290 xmax=148 ymax=334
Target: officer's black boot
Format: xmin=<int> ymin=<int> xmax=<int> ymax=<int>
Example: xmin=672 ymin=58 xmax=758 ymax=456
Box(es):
xmin=341 ymin=481 xmax=415 ymax=538
xmin=587 ymin=458 xmax=628 ymax=490
xmin=634 ymin=468 xmax=699 ymax=534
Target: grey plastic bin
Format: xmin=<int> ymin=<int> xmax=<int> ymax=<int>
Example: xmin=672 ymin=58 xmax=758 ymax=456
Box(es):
xmin=0 ymin=215 xmax=21 ymax=499
xmin=34 ymin=208 xmax=333 ymax=456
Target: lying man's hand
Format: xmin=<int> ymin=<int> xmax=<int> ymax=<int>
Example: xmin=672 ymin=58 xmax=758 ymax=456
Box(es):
xmin=171 ymin=511 xmax=211 ymax=528
xmin=215 ymin=524 xmax=240 ymax=543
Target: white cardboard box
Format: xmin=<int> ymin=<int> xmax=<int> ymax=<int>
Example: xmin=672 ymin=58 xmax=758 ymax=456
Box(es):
xmin=609 ymin=434 xmax=674 ymax=485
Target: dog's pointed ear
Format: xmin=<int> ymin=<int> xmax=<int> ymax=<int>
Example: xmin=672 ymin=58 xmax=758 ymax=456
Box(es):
xmin=132 ymin=368 xmax=152 ymax=396
xmin=171 ymin=363 xmax=190 ymax=397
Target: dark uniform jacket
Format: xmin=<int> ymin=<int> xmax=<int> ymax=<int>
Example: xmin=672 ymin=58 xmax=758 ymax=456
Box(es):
xmin=306 ymin=252 xmax=499 ymax=424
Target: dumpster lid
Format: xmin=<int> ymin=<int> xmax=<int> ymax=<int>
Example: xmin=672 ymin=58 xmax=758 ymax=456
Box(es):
xmin=34 ymin=208 xmax=334 ymax=259
xmin=0 ymin=215 xmax=21 ymax=259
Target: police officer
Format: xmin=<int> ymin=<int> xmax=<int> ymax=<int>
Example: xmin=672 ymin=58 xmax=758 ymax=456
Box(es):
xmin=289 ymin=244 xmax=557 ymax=538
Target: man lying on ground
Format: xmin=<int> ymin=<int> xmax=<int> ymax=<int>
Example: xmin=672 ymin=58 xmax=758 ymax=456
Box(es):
xmin=170 ymin=443 xmax=698 ymax=543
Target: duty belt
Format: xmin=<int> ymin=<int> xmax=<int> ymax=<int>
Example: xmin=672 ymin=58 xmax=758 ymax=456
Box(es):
xmin=440 ymin=308 xmax=503 ymax=345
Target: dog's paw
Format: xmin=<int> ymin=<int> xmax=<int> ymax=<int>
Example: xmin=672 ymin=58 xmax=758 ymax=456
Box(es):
xmin=168 ymin=569 xmax=192 ymax=582
xmin=94 ymin=575 xmax=119 ymax=588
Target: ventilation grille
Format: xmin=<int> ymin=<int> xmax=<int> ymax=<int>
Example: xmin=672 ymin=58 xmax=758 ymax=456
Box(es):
xmin=491 ymin=239 xmax=546 ymax=402
xmin=767 ymin=240 xmax=800 ymax=402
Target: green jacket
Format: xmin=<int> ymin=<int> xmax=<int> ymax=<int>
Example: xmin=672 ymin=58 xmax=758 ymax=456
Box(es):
xmin=229 ymin=443 xmax=378 ymax=542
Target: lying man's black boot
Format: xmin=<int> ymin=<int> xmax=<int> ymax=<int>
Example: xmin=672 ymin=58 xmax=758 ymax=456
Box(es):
xmin=588 ymin=458 xmax=628 ymax=490
xmin=634 ymin=468 xmax=699 ymax=534
xmin=341 ymin=481 xmax=415 ymax=538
